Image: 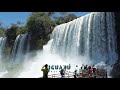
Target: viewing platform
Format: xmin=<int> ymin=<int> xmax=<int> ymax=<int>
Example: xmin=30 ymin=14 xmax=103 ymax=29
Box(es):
xmin=40 ymin=70 xmax=108 ymax=78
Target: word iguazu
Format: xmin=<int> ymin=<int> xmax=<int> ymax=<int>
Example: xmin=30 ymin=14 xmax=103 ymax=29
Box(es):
xmin=48 ymin=64 xmax=71 ymax=70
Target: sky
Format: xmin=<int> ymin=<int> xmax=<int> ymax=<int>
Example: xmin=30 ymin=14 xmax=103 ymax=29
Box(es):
xmin=0 ymin=12 xmax=91 ymax=27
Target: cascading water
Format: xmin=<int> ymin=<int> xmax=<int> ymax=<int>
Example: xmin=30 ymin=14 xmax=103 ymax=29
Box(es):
xmin=0 ymin=37 xmax=7 ymax=74
xmin=50 ymin=12 xmax=118 ymax=65
xmin=11 ymin=33 xmax=30 ymax=64
xmin=0 ymin=37 xmax=7 ymax=60
xmin=16 ymin=12 xmax=118 ymax=78
xmin=0 ymin=34 xmax=30 ymax=78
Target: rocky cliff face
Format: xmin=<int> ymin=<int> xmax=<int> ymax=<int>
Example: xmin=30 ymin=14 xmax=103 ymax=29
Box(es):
xmin=111 ymin=12 xmax=120 ymax=78
xmin=115 ymin=12 xmax=120 ymax=60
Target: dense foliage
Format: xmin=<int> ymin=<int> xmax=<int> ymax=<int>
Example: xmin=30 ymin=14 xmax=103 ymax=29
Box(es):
xmin=0 ymin=22 xmax=6 ymax=37
xmin=27 ymin=12 xmax=53 ymax=50
xmin=27 ymin=12 xmax=78 ymax=51
xmin=0 ymin=12 xmax=78 ymax=62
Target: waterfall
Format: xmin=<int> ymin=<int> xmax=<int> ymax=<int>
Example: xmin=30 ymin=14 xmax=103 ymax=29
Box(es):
xmin=11 ymin=33 xmax=30 ymax=64
xmin=0 ymin=37 xmax=7 ymax=60
xmin=50 ymin=12 xmax=118 ymax=65
xmin=17 ymin=12 xmax=118 ymax=78
xmin=0 ymin=37 xmax=7 ymax=72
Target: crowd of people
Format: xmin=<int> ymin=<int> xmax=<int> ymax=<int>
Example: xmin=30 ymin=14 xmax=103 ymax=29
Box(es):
xmin=59 ymin=64 xmax=108 ymax=78
xmin=41 ymin=64 xmax=108 ymax=78
xmin=74 ymin=64 xmax=108 ymax=78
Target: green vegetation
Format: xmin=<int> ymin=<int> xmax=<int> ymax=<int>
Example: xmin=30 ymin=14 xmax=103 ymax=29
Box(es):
xmin=26 ymin=12 xmax=78 ymax=51
xmin=1 ymin=12 xmax=120 ymax=78
xmin=27 ymin=12 xmax=53 ymax=50
xmin=0 ymin=22 xmax=6 ymax=37
xmin=0 ymin=12 xmax=78 ymax=63
xmin=54 ymin=13 xmax=78 ymax=25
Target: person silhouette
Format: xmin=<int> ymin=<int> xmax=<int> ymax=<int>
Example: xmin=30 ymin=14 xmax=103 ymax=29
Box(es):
xmin=41 ymin=64 xmax=49 ymax=78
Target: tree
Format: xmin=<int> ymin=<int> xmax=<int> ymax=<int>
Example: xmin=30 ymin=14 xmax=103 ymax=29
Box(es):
xmin=27 ymin=12 xmax=53 ymax=50
xmin=44 ymin=12 xmax=68 ymax=22
xmin=46 ymin=12 xmax=67 ymax=18
xmin=64 ymin=14 xmax=77 ymax=23
xmin=54 ymin=17 xmax=65 ymax=25
xmin=54 ymin=13 xmax=78 ymax=25
xmin=5 ymin=24 xmax=18 ymax=47
xmin=20 ymin=26 xmax=28 ymax=34
xmin=16 ymin=21 xmax=24 ymax=26
xmin=27 ymin=12 xmax=52 ymax=35
xmin=26 ymin=12 xmax=77 ymax=51
xmin=0 ymin=21 xmax=6 ymax=37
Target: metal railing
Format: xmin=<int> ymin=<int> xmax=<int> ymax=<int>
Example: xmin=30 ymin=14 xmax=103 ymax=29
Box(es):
xmin=48 ymin=72 xmax=74 ymax=78
xmin=40 ymin=70 xmax=108 ymax=78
